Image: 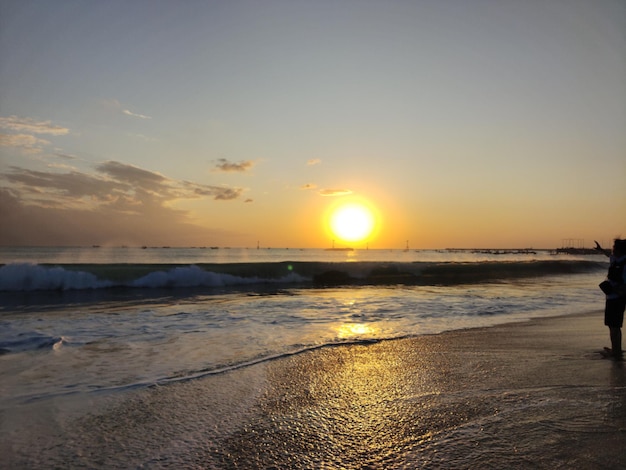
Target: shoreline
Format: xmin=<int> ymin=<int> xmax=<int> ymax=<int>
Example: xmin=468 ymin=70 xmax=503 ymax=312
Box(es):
xmin=2 ymin=310 xmax=625 ymax=469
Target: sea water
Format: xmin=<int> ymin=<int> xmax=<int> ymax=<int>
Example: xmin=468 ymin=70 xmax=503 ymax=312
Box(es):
xmin=1 ymin=247 xmax=618 ymax=469
xmin=0 ymin=247 xmax=607 ymax=408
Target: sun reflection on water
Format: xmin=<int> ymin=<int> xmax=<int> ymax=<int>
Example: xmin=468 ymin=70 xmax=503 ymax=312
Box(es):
xmin=336 ymin=322 xmax=378 ymax=339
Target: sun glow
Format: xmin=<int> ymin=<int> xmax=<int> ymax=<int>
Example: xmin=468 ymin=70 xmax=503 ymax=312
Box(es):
xmin=337 ymin=322 xmax=377 ymax=339
xmin=328 ymin=201 xmax=377 ymax=244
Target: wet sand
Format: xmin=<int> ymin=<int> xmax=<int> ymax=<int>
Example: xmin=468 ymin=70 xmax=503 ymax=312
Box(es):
xmin=2 ymin=311 xmax=626 ymax=469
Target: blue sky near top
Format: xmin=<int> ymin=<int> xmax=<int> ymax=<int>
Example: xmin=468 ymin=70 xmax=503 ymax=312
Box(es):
xmin=0 ymin=0 xmax=624 ymax=248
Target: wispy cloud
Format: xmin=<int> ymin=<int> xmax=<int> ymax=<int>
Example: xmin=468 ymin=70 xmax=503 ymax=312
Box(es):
xmin=181 ymin=180 xmax=243 ymax=201
xmin=0 ymin=160 xmax=247 ymax=245
xmin=0 ymin=116 xmax=69 ymax=154
xmin=2 ymin=161 xmax=244 ymax=211
xmin=301 ymin=183 xmax=317 ymax=190
xmin=97 ymin=160 xmax=167 ymax=188
xmin=212 ymin=158 xmax=255 ymax=173
xmin=101 ymin=99 xmax=152 ymax=120
xmin=0 ymin=134 xmax=51 ymax=154
xmin=319 ymin=188 xmax=352 ymax=196
xmin=54 ymin=152 xmax=78 ymax=160
xmin=122 ymin=109 xmax=152 ymax=119
xmin=307 ymin=158 xmax=321 ymax=166
xmin=4 ymin=167 xmax=119 ymax=206
xmin=0 ymin=116 xmax=70 ymax=135
xmin=46 ymin=162 xmax=79 ymax=171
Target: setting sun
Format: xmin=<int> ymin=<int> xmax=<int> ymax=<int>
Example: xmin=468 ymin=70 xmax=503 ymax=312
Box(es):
xmin=328 ymin=202 xmax=376 ymax=243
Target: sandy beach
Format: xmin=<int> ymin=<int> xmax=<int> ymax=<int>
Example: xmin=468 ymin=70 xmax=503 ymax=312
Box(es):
xmin=2 ymin=310 xmax=625 ymax=469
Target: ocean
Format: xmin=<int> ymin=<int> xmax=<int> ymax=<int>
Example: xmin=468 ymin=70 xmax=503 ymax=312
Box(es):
xmin=0 ymin=246 xmax=614 ymax=468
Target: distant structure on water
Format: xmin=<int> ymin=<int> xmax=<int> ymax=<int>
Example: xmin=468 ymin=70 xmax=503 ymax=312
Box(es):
xmin=553 ymin=239 xmax=598 ymax=255
xmin=472 ymin=248 xmax=537 ymax=255
xmin=325 ymin=240 xmax=354 ymax=251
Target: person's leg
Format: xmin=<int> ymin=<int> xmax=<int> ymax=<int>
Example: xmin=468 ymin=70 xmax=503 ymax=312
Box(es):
xmin=605 ymin=298 xmax=625 ymax=358
xmin=609 ymin=327 xmax=622 ymax=357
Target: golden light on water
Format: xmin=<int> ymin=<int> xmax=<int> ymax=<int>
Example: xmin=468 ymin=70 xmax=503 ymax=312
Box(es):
xmin=337 ymin=322 xmax=377 ymax=339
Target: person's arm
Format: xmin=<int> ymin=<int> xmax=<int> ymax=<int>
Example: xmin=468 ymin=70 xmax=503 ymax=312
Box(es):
xmin=595 ymin=240 xmax=611 ymax=257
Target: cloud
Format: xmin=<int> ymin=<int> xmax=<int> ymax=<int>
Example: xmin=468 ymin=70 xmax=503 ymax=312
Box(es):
xmin=122 ymin=109 xmax=152 ymax=119
xmin=307 ymin=158 xmax=321 ymax=166
xmin=0 ymin=187 xmax=226 ymax=246
xmin=212 ymin=158 xmax=255 ymax=173
xmin=0 ymin=116 xmax=70 ymax=135
xmin=47 ymin=162 xmax=79 ymax=171
xmin=101 ymin=99 xmax=152 ymax=119
xmin=54 ymin=152 xmax=78 ymax=160
xmin=3 ymin=166 xmax=124 ymax=205
xmin=319 ymin=188 xmax=353 ymax=196
xmin=182 ymin=180 xmax=244 ymax=201
xmin=0 ymin=116 xmax=69 ymax=154
xmin=0 ymin=162 xmax=245 ymax=245
xmin=2 ymin=161 xmax=244 ymax=209
xmin=0 ymin=134 xmax=51 ymax=153
xmin=301 ymin=183 xmax=317 ymax=190
xmin=244 ymin=198 xmax=253 ymax=203
xmin=97 ymin=160 xmax=167 ymax=188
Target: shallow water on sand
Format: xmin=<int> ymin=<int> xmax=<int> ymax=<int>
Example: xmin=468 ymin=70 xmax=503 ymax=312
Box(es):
xmin=3 ymin=316 xmax=625 ymax=469
xmin=1 ymin=272 xmax=601 ymax=406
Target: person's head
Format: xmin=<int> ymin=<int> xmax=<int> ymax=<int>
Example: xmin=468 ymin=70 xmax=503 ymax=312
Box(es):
xmin=613 ymin=238 xmax=626 ymax=256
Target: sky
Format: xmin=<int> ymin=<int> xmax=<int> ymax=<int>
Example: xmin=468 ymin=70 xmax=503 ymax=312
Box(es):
xmin=1 ymin=0 xmax=624 ymax=249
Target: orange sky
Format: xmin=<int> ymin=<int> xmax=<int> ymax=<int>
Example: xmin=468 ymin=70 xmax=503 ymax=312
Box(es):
xmin=1 ymin=1 xmax=624 ymax=249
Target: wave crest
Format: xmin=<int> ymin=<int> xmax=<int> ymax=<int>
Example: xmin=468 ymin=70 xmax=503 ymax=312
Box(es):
xmin=0 ymin=263 xmax=112 ymax=291
xmin=0 ymin=260 xmax=604 ymax=292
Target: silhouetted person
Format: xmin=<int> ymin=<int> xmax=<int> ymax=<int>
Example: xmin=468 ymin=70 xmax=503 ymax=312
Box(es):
xmin=596 ymin=239 xmax=626 ymax=359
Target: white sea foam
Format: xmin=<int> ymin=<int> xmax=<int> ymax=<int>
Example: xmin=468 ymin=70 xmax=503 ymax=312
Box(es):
xmin=0 ymin=263 xmax=308 ymax=291
xmin=0 ymin=263 xmax=112 ymax=291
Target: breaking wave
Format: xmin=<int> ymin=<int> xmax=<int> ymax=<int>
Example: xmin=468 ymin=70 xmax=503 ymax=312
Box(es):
xmin=0 ymin=260 xmax=605 ymax=292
